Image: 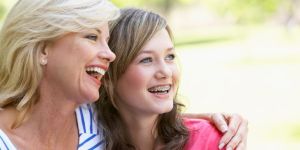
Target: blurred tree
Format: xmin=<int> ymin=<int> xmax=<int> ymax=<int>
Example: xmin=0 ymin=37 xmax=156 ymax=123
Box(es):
xmin=203 ymin=0 xmax=290 ymax=24
xmin=111 ymin=0 xmax=197 ymax=17
xmin=111 ymin=0 xmax=298 ymax=24
xmin=0 ymin=2 xmax=6 ymax=21
xmin=280 ymin=0 xmax=300 ymax=26
xmin=111 ymin=0 xmax=142 ymax=7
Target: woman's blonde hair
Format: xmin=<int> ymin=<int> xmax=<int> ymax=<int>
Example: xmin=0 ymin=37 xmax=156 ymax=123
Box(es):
xmin=0 ymin=0 xmax=119 ymax=128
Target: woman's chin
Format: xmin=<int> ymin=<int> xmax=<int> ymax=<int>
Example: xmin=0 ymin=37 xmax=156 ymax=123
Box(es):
xmin=81 ymin=90 xmax=100 ymax=103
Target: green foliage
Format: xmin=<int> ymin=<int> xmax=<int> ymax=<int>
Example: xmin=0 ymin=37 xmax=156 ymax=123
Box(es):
xmin=290 ymin=124 xmax=300 ymax=141
xmin=111 ymin=0 xmax=196 ymax=7
xmin=0 ymin=3 xmax=6 ymax=21
xmin=204 ymin=0 xmax=283 ymax=24
xmin=177 ymin=0 xmax=195 ymax=5
xmin=111 ymin=0 xmax=143 ymax=7
xmin=111 ymin=0 xmax=197 ymax=15
xmin=110 ymin=0 xmax=290 ymax=24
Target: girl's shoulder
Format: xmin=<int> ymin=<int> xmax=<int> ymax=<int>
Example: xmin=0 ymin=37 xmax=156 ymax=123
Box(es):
xmin=183 ymin=118 xmax=222 ymax=150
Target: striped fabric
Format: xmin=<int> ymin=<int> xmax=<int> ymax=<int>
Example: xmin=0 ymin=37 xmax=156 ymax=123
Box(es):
xmin=76 ymin=103 xmax=105 ymax=150
xmin=0 ymin=103 xmax=105 ymax=150
xmin=0 ymin=130 xmax=17 ymax=150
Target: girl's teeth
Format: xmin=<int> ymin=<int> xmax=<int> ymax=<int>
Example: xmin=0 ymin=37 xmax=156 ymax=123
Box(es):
xmin=148 ymin=85 xmax=171 ymax=92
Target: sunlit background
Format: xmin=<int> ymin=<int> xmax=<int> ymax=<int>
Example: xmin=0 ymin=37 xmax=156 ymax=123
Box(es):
xmin=1 ymin=0 xmax=300 ymax=149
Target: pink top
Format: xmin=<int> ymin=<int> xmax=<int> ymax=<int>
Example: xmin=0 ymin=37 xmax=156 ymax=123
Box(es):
xmin=184 ymin=119 xmax=223 ymax=150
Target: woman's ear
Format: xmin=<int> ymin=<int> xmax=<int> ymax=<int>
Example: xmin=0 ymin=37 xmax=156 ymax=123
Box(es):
xmin=40 ymin=44 xmax=49 ymax=65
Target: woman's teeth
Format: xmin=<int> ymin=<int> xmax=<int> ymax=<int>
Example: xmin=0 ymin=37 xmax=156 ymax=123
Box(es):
xmin=86 ymin=67 xmax=105 ymax=76
xmin=86 ymin=67 xmax=106 ymax=81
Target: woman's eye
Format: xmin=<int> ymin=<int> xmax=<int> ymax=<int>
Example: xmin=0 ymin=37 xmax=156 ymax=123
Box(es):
xmin=139 ymin=57 xmax=152 ymax=63
xmin=85 ymin=34 xmax=98 ymax=41
xmin=166 ymin=54 xmax=175 ymax=61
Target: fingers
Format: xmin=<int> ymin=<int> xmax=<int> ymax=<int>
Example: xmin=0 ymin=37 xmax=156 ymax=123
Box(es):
xmin=211 ymin=113 xmax=228 ymax=133
xmin=236 ymin=141 xmax=247 ymax=150
xmin=218 ymin=114 xmax=242 ymax=149
xmin=226 ymin=118 xmax=248 ymax=150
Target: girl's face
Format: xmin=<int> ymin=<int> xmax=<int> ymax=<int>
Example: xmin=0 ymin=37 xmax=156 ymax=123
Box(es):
xmin=116 ymin=29 xmax=179 ymax=117
xmin=42 ymin=23 xmax=115 ymax=104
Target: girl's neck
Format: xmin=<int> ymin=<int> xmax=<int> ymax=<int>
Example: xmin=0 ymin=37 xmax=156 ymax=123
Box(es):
xmin=121 ymin=113 xmax=162 ymax=150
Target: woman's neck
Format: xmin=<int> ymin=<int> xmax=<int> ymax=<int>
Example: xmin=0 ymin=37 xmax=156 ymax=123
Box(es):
xmin=8 ymin=91 xmax=79 ymax=149
xmin=14 ymin=100 xmax=78 ymax=149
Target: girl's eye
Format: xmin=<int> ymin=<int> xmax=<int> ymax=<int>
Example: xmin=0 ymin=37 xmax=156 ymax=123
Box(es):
xmin=85 ymin=34 xmax=98 ymax=41
xmin=166 ymin=54 xmax=175 ymax=61
xmin=139 ymin=57 xmax=152 ymax=64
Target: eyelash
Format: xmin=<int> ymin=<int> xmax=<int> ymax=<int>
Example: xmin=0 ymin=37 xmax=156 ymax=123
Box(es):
xmin=85 ymin=34 xmax=98 ymax=41
xmin=139 ymin=57 xmax=152 ymax=63
xmin=166 ymin=54 xmax=175 ymax=61
xmin=139 ymin=54 xmax=176 ymax=64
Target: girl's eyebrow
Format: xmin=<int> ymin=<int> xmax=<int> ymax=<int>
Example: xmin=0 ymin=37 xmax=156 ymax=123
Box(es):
xmin=141 ymin=47 xmax=175 ymax=54
xmin=166 ymin=47 xmax=175 ymax=51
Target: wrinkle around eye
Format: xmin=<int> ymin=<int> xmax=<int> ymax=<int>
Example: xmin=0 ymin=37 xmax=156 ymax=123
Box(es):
xmin=85 ymin=34 xmax=98 ymax=41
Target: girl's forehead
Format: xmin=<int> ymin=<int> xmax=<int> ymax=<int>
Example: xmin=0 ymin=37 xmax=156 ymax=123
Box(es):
xmin=141 ymin=29 xmax=173 ymax=51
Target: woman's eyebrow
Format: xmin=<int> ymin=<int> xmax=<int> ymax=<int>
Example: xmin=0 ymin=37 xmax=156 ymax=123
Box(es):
xmin=96 ymin=29 xmax=102 ymax=34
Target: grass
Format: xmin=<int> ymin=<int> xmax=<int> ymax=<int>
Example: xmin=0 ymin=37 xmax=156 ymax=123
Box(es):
xmin=175 ymin=25 xmax=300 ymax=149
xmin=287 ymin=124 xmax=300 ymax=141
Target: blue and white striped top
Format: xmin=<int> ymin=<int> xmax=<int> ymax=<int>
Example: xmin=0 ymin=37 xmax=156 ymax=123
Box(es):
xmin=0 ymin=130 xmax=16 ymax=150
xmin=76 ymin=103 xmax=105 ymax=150
xmin=0 ymin=103 xmax=105 ymax=150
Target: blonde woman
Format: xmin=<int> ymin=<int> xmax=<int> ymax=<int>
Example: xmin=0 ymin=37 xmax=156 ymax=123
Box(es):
xmin=97 ymin=8 xmax=247 ymax=150
xmin=0 ymin=0 xmax=119 ymax=149
xmin=0 ymin=0 xmax=246 ymax=149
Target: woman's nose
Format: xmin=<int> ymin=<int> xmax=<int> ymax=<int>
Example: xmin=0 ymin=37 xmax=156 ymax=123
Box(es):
xmin=98 ymin=44 xmax=116 ymax=63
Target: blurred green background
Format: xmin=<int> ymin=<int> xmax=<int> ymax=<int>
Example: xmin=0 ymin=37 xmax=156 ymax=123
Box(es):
xmin=1 ymin=0 xmax=300 ymax=149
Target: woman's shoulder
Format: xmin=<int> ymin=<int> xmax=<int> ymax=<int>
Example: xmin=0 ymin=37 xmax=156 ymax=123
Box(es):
xmin=76 ymin=103 xmax=106 ymax=150
xmin=0 ymin=129 xmax=17 ymax=150
xmin=183 ymin=118 xmax=222 ymax=150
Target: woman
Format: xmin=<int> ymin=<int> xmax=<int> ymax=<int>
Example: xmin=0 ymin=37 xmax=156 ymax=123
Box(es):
xmin=97 ymin=8 xmax=247 ymax=150
xmin=0 ymin=0 xmax=119 ymax=149
xmin=0 ymin=0 xmax=246 ymax=149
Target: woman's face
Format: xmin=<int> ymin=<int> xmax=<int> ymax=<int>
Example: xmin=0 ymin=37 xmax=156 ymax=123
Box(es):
xmin=42 ymin=23 xmax=115 ymax=103
xmin=116 ymin=29 xmax=179 ymax=116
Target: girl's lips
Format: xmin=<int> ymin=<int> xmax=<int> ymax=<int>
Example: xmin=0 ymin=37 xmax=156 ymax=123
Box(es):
xmin=149 ymin=90 xmax=171 ymax=100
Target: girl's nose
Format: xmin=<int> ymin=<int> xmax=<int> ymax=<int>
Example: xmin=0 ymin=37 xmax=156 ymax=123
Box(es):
xmin=155 ymin=62 xmax=172 ymax=79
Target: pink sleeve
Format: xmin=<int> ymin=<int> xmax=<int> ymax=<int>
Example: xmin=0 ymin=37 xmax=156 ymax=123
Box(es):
xmin=184 ymin=119 xmax=223 ymax=150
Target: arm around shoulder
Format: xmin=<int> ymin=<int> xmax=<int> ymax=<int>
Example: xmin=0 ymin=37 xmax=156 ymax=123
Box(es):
xmin=183 ymin=119 xmax=224 ymax=150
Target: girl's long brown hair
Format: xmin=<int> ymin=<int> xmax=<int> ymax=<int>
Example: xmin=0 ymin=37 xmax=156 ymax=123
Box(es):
xmin=96 ymin=8 xmax=189 ymax=150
